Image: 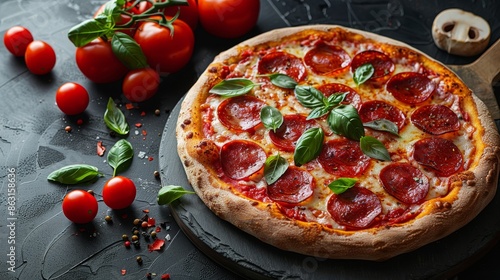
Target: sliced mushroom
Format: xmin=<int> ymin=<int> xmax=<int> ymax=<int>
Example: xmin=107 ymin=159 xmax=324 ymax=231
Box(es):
xmin=432 ymin=9 xmax=490 ymax=56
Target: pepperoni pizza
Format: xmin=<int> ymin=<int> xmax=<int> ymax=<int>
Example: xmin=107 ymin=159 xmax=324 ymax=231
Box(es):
xmin=176 ymin=25 xmax=500 ymax=260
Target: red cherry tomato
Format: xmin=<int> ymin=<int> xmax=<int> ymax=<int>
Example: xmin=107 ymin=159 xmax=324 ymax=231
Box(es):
xmin=198 ymin=0 xmax=260 ymax=38
xmin=3 ymin=26 xmax=34 ymax=56
xmin=122 ymin=67 xmax=160 ymax=102
xmin=24 ymin=40 xmax=56 ymax=75
xmin=55 ymin=82 xmax=89 ymax=115
xmin=134 ymin=17 xmax=194 ymax=74
xmin=102 ymin=176 xmax=136 ymax=210
xmin=163 ymin=0 xmax=199 ymax=31
xmin=62 ymin=190 xmax=98 ymax=224
xmin=75 ymin=38 xmax=128 ymax=83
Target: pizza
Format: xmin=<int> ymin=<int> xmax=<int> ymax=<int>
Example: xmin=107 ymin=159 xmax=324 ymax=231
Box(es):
xmin=175 ymin=25 xmax=500 ymax=261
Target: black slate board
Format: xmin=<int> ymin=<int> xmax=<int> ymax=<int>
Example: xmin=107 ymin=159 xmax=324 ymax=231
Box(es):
xmin=159 ymin=100 xmax=500 ymax=280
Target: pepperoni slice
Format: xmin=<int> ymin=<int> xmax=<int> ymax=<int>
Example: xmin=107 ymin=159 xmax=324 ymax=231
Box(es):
xmin=258 ymin=51 xmax=307 ymax=82
xmin=220 ymin=140 xmax=266 ymax=180
xmin=217 ymin=95 xmax=265 ymax=132
xmin=386 ymin=72 xmax=435 ymax=104
xmin=269 ymin=114 xmax=318 ymax=152
xmin=303 ymin=42 xmax=351 ymax=76
xmin=413 ymin=137 xmax=463 ymax=176
xmin=267 ymin=166 xmax=315 ymax=205
xmin=350 ymin=50 xmax=394 ymax=83
xmin=411 ymin=105 xmax=460 ymax=135
xmin=327 ymin=186 xmax=382 ymax=229
xmin=359 ymin=100 xmax=406 ymax=130
xmin=318 ymin=139 xmax=370 ymax=177
xmin=317 ymin=83 xmax=362 ymax=110
xmin=380 ymin=163 xmax=429 ymax=204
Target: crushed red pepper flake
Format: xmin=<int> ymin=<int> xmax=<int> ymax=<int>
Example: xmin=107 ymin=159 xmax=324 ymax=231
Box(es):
xmin=161 ymin=274 xmax=171 ymax=279
xmin=76 ymin=119 xmax=84 ymax=126
xmin=148 ymin=239 xmax=165 ymax=252
xmin=97 ymin=141 xmax=106 ymax=156
xmin=135 ymin=123 xmax=142 ymax=128
xmin=142 ymin=130 xmax=147 ymax=136
xmin=121 ymin=269 xmax=127 ymax=275
xmin=143 ymin=209 xmax=150 ymax=213
xmin=125 ymin=103 xmax=135 ymax=110
xmin=147 ymin=217 xmax=156 ymax=227
xmin=141 ymin=111 xmax=146 ymax=116
xmin=148 ymin=157 xmax=154 ymax=161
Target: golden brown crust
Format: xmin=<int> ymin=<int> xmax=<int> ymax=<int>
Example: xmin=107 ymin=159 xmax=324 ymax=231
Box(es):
xmin=176 ymin=25 xmax=500 ymax=260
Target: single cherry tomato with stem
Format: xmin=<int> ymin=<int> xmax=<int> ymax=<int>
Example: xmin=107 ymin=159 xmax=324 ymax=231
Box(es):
xmin=102 ymin=176 xmax=136 ymax=210
xmin=122 ymin=67 xmax=160 ymax=102
xmin=55 ymin=82 xmax=89 ymax=115
xmin=198 ymin=0 xmax=260 ymax=38
xmin=3 ymin=26 xmax=34 ymax=56
xmin=24 ymin=40 xmax=56 ymax=75
xmin=162 ymin=0 xmax=199 ymax=31
xmin=62 ymin=190 xmax=98 ymax=224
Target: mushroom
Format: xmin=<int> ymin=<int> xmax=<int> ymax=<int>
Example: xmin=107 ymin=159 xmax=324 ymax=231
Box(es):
xmin=432 ymin=9 xmax=490 ymax=56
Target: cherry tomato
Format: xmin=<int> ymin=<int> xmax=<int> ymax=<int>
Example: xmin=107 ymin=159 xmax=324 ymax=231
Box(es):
xmin=3 ymin=26 xmax=34 ymax=57
xmin=24 ymin=40 xmax=56 ymax=75
xmin=122 ymin=67 xmax=160 ymax=102
xmin=102 ymin=176 xmax=136 ymax=210
xmin=75 ymin=38 xmax=128 ymax=83
xmin=62 ymin=190 xmax=98 ymax=224
xmin=198 ymin=0 xmax=260 ymax=38
xmin=163 ymin=0 xmax=199 ymax=31
xmin=134 ymin=17 xmax=194 ymax=74
xmin=55 ymin=82 xmax=89 ymax=115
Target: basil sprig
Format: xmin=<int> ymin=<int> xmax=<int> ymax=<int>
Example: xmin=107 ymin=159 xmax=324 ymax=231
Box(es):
xmin=360 ymin=136 xmax=391 ymax=161
xmin=260 ymin=106 xmax=283 ymax=132
xmin=209 ymin=78 xmax=257 ymax=97
xmin=47 ymin=164 xmax=102 ymax=185
xmin=107 ymin=139 xmax=134 ymax=176
xmin=363 ymin=119 xmax=399 ymax=136
xmin=294 ymin=127 xmax=324 ymax=166
xmin=328 ymin=178 xmax=357 ymax=194
xmin=111 ymin=32 xmax=148 ymax=70
xmin=157 ymin=185 xmax=195 ymax=205
xmin=104 ymin=97 xmax=130 ymax=136
xmin=353 ymin=63 xmax=374 ymax=86
xmin=264 ymin=154 xmax=289 ymax=185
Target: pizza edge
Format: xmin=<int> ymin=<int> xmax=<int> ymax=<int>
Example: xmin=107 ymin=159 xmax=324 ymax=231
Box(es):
xmin=175 ymin=25 xmax=500 ymax=261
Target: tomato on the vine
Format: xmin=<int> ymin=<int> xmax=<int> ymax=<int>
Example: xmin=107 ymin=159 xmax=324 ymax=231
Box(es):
xmin=102 ymin=176 xmax=136 ymax=210
xmin=24 ymin=40 xmax=56 ymax=75
xmin=75 ymin=38 xmax=128 ymax=83
xmin=62 ymin=190 xmax=98 ymax=224
xmin=93 ymin=1 xmax=151 ymax=37
xmin=56 ymin=82 xmax=89 ymax=115
xmin=163 ymin=0 xmax=199 ymax=31
xmin=198 ymin=0 xmax=260 ymax=38
xmin=3 ymin=26 xmax=34 ymax=57
xmin=122 ymin=67 xmax=160 ymax=102
xmin=134 ymin=17 xmax=194 ymax=74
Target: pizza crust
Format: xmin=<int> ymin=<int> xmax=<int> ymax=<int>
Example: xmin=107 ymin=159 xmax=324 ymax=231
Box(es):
xmin=176 ymin=25 xmax=500 ymax=261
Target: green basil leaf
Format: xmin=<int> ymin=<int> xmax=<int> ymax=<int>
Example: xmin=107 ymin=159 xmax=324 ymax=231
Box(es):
xmin=294 ymin=85 xmax=327 ymax=109
xmin=103 ymin=0 xmax=124 ymax=23
xmin=104 ymin=97 xmax=130 ymax=135
xmin=363 ymin=119 xmax=400 ymax=136
xmin=328 ymin=178 xmax=357 ymax=194
xmin=209 ymin=78 xmax=256 ymax=97
xmin=264 ymin=154 xmax=289 ymax=185
xmin=260 ymin=106 xmax=283 ymax=132
xmin=327 ymin=92 xmax=348 ymax=106
xmin=353 ymin=63 xmax=374 ymax=86
xmin=68 ymin=18 xmax=111 ymax=47
xmin=307 ymin=104 xmax=333 ymax=120
xmin=360 ymin=136 xmax=391 ymax=161
xmin=294 ymin=127 xmax=324 ymax=166
xmin=268 ymin=73 xmax=298 ymax=89
xmin=327 ymin=104 xmax=365 ymax=141
xmin=157 ymin=185 xmax=195 ymax=205
xmin=47 ymin=164 xmax=102 ymax=185
xmin=111 ymin=32 xmax=148 ymax=70
xmin=107 ymin=139 xmax=134 ymax=176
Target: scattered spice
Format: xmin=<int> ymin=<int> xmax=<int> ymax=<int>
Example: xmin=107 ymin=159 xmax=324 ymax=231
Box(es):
xmin=142 ymin=129 xmax=147 ymax=136
xmin=135 ymin=123 xmax=142 ymax=128
xmin=141 ymin=221 xmax=148 ymax=229
xmin=165 ymin=234 xmax=171 ymax=242
xmin=133 ymin=218 xmax=141 ymax=226
xmin=140 ymin=111 xmax=146 ymax=116
xmin=147 ymin=217 xmax=156 ymax=227
xmin=65 ymin=125 xmax=72 ymax=133
xmin=142 ymin=209 xmax=150 ymax=214
xmin=121 ymin=269 xmax=126 ymax=275
xmin=161 ymin=273 xmax=171 ymax=279
xmin=131 ymin=235 xmax=139 ymax=242
xmin=148 ymin=156 xmax=154 ymax=161
xmin=104 ymin=215 xmax=112 ymax=223
xmin=122 ymin=234 xmax=129 ymax=241
xmin=125 ymin=103 xmax=134 ymax=110
xmin=136 ymin=256 xmax=143 ymax=265
xmin=97 ymin=141 xmax=106 ymax=156
xmin=76 ymin=119 xmax=84 ymax=126
xmin=154 ymin=109 xmax=161 ymax=116
xmin=124 ymin=241 xmax=131 ymax=248
xmin=148 ymin=239 xmax=165 ymax=252
xmin=150 ymin=231 xmax=157 ymax=239
xmin=154 ymin=171 xmax=160 ymax=179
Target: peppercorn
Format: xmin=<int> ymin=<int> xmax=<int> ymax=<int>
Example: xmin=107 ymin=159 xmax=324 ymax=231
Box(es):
xmin=122 ymin=234 xmax=129 ymax=241
xmin=133 ymin=229 xmax=140 ymax=236
xmin=150 ymin=231 xmax=157 ymax=239
xmin=133 ymin=218 xmax=141 ymax=226
xmin=104 ymin=215 xmax=112 ymax=223
xmin=131 ymin=235 xmax=139 ymax=242
xmin=64 ymin=125 xmax=72 ymax=133
xmin=136 ymin=256 xmax=143 ymax=265
xmin=153 ymin=170 xmax=160 ymax=179
xmin=124 ymin=241 xmax=131 ymax=248
xmin=141 ymin=221 xmax=148 ymax=229
xmin=154 ymin=109 xmax=161 ymax=116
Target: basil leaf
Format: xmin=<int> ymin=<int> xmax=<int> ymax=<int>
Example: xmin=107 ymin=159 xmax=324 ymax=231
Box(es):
xmin=47 ymin=164 xmax=102 ymax=185
xmin=360 ymin=136 xmax=391 ymax=161
xmin=260 ymin=106 xmax=283 ymax=132
xmin=268 ymin=73 xmax=298 ymax=89
xmin=104 ymin=97 xmax=129 ymax=135
xmin=103 ymin=0 xmax=124 ymax=23
xmin=264 ymin=154 xmax=289 ymax=185
xmin=68 ymin=18 xmax=111 ymax=47
xmin=307 ymin=104 xmax=333 ymax=120
xmin=294 ymin=85 xmax=327 ymax=108
xmin=327 ymin=92 xmax=348 ymax=106
xmin=363 ymin=119 xmax=400 ymax=136
xmin=294 ymin=127 xmax=324 ymax=166
xmin=111 ymin=32 xmax=148 ymax=70
xmin=157 ymin=185 xmax=195 ymax=205
xmin=353 ymin=63 xmax=374 ymax=86
xmin=328 ymin=178 xmax=357 ymax=194
xmin=107 ymin=139 xmax=134 ymax=176
xmin=327 ymin=104 xmax=365 ymax=141
xmin=209 ymin=78 xmax=256 ymax=97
